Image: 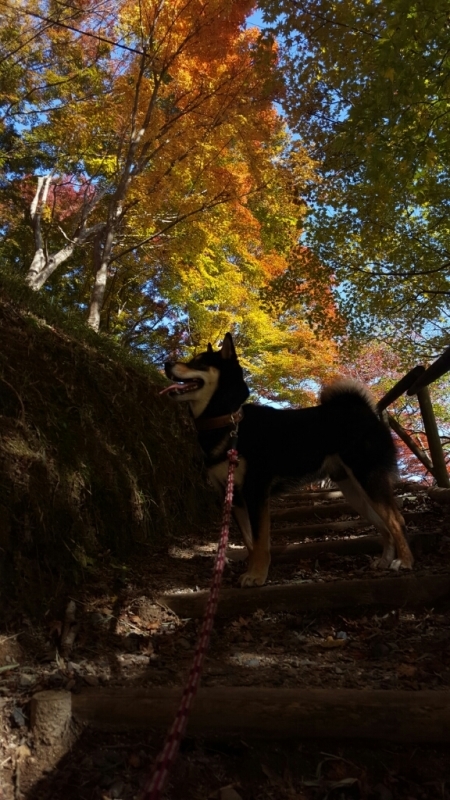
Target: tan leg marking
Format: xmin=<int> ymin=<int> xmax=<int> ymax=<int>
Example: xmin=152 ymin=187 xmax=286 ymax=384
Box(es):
xmin=369 ymin=499 xmax=413 ymax=570
xmin=325 ymin=455 xmax=413 ymax=570
xmin=335 ymin=475 xmax=396 ymax=567
xmin=232 ymin=504 xmax=253 ymax=552
xmin=239 ymin=499 xmax=271 ymax=587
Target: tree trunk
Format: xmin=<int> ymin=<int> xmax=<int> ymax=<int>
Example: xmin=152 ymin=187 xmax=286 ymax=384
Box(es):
xmin=26 ymin=174 xmax=52 ymax=290
xmin=25 ymin=175 xmax=105 ymax=291
xmin=86 ymin=192 xmax=126 ymax=330
xmin=87 ymin=260 xmax=109 ymax=331
xmin=27 ymin=244 xmax=77 ymax=291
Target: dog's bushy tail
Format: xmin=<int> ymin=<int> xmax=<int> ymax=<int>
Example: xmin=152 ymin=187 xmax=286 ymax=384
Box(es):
xmin=320 ymin=378 xmax=377 ymax=412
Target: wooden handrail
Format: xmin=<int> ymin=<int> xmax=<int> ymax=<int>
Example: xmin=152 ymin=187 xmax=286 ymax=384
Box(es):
xmin=375 ymin=346 xmax=450 ymax=487
xmin=377 ymin=365 xmax=425 ymax=412
xmin=407 ymin=342 xmax=450 ymax=395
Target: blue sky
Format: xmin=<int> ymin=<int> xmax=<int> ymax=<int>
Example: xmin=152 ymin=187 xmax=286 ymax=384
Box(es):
xmin=247 ymin=7 xmax=265 ymax=29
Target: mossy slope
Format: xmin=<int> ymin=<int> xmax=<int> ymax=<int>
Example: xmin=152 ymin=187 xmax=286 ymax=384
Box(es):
xmin=0 ymin=273 xmax=211 ymax=603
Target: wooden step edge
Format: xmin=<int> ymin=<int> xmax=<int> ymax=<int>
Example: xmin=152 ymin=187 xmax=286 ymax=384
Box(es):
xmin=157 ymin=572 xmax=450 ymax=619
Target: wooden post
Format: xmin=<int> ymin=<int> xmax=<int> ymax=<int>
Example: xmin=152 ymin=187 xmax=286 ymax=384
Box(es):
xmin=27 ymin=690 xmax=74 ymax=788
xmin=417 ymin=387 xmax=450 ymax=487
xmin=30 ymin=690 xmax=72 ymax=746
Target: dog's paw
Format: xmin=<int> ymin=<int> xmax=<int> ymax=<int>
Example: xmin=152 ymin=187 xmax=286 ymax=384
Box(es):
xmin=371 ymin=556 xmax=391 ymax=570
xmin=390 ymin=558 xmax=413 ymax=571
xmin=238 ymin=570 xmax=267 ymax=588
xmin=372 ymin=555 xmax=413 ymax=571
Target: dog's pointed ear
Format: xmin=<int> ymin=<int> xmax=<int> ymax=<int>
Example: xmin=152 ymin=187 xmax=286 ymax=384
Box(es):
xmin=220 ymin=332 xmax=237 ymax=360
xmin=207 ymin=343 xmax=213 ymax=354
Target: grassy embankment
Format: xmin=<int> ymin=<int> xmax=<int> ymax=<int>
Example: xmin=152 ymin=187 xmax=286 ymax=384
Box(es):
xmin=0 ymin=271 xmax=213 ymax=610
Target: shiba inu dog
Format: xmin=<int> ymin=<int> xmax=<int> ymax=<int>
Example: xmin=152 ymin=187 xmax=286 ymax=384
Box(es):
xmin=162 ymin=333 xmax=413 ymax=587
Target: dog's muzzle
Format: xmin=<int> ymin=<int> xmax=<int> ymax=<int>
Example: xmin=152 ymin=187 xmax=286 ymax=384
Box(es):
xmin=160 ymin=362 xmax=204 ymax=396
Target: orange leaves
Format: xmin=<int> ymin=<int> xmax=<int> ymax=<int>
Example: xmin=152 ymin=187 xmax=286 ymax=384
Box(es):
xmin=3 ymin=0 xmax=338 ymax=402
xmin=259 ymin=252 xmax=287 ymax=279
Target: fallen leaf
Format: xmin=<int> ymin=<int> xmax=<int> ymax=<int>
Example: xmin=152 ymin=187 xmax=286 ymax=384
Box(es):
xmin=16 ymin=744 xmax=31 ymax=763
xmin=231 ymin=617 xmax=250 ymax=629
xmin=319 ymin=638 xmax=348 ymax=649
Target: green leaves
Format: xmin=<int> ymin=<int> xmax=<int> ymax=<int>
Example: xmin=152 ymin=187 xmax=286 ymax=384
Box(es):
xmin=259 ymin=0 xmax=450 ymax=356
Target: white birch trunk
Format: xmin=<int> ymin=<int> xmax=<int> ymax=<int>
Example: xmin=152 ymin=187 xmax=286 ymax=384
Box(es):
xmin=87 ymin=258 xmax=109 ymax=331
xmin=26 ymin=175 xmax=52 ymax=290
xmin=25 ymin=176 xmax=105 ymax=291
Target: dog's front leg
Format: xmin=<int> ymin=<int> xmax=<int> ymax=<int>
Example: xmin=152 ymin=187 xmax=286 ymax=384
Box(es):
xmin=232 ymin=490 xmax=253 ymax=553
xmin=238 ymin=488 xmax=271 ymax=587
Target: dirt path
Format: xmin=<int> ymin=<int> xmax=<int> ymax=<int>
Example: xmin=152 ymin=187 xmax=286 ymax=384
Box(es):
xmin=1 ymin=487 xmax=450 ymax=799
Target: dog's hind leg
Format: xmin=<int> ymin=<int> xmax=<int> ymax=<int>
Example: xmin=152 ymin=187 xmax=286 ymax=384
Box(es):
xmin=337 ymin=475 xmax=396 ymax=567
xmin=363 ymin=472 xmax=414 ymax=570
xmin=323 ymin=456 xmax=413 ymax=570
xmin=238 ymin=487 xmax=271 ymax=587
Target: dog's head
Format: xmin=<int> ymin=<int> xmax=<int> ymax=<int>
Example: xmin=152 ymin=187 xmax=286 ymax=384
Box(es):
xmin=162 ymin=333 xmax=249 ymax=418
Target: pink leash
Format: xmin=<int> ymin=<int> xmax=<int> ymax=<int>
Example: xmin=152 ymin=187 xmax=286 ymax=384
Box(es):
xmin=140 ymin=444 xmax=239 ymax=800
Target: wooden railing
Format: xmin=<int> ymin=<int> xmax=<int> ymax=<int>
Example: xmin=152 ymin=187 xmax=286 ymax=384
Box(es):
xmin=377 ymin=344 xmax=450 ymax=487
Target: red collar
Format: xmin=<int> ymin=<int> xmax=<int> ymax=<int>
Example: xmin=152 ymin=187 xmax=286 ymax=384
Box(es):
xmin=194 ymin=406 xmax=244 ymax=432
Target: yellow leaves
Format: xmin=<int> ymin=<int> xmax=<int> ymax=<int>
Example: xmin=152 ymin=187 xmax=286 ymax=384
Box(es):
xmin=236 ymin=313 xmax=339 ymax=405
xmin=84 ymin=156 xmax=117 ymax=176
xmin=41 ymin=205 xmax=52 ymax=224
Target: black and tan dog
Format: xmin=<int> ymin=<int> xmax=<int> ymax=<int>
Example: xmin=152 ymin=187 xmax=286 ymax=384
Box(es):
xmin=162 ymin=333 xmax=413 ymax=587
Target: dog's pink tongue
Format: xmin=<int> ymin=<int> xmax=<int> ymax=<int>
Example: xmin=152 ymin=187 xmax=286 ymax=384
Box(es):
xmin=159 ymin=383 xmax=180 ymax=395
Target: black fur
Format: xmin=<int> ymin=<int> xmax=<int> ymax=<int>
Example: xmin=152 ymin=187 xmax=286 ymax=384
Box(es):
xmin=183 ymin=345 xmax=396 ymax=489
xmin=164 ymin=333 xmax=413 ymax=584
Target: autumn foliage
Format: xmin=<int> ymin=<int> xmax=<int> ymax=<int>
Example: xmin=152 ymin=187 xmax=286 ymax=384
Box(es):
xmin=340 ymin=341 xmax=450 ymax=482
xmin=0 ymin=0 xmax=346 ymax=403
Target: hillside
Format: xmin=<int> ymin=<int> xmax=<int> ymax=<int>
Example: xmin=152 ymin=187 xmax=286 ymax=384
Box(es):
xmin=0 ymin=272 xmax=213 ymax=611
